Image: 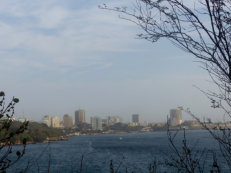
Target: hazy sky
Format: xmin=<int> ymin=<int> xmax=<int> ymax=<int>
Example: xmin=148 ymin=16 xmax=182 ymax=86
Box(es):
xmin=0 ymin=0 xmax=222 ymax=122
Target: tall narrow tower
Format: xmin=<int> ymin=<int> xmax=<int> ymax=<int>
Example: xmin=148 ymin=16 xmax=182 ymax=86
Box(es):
xmin=169 ymin=109 xmax=182 ymax=126
xmin=132 ymin=114 xmax=140 ymax=123
xmin=75 ymin=109 xmax=86 ymax=125
xmin=63 ymin=114 xmax=73 ymax=128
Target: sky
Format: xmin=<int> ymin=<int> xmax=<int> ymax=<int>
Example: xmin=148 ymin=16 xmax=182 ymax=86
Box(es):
xmin=0 ymin=0 xmax=223 ymax=123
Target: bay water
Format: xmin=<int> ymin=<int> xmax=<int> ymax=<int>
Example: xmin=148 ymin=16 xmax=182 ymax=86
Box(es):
xmin=8 ymin=130 xmax=229 ymax=172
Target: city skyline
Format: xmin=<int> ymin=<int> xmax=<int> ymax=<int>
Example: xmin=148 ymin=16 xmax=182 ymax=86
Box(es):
xmin=16 ymin=106 xmax=201 ymax=123
xmin=0 ymin=1 xmax=230 ymax=172
xmin=27 ymin=107 xmax=207 ymax=124
xmin=0 ymin=0 xmax=223 ymax=122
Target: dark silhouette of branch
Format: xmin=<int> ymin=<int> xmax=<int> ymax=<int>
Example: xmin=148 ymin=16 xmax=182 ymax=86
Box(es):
xmin=110 ymin=160 xmax=114 ymax=173
xmin=101 ymin=0 xmax=231 ymax=171
xmin=166 ymin=126 xmax=208 ymax=173
xmin=0 ymin=91 xmax=28 ymax=172
xmin=79 ymin=154 xmax=84 ymax=173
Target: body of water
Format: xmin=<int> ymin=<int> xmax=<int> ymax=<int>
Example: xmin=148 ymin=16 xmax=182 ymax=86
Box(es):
xmin=7 ymin=130 xmax=229 ymax=172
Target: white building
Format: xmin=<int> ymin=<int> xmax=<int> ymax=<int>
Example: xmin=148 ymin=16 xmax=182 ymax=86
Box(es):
xmin=51 ymin=116 xmax=60 ymax=128
xmin=42 ymin=115 xmax=52 ymax=127
xmin=91 ymin=116 xmax=102 ymax=130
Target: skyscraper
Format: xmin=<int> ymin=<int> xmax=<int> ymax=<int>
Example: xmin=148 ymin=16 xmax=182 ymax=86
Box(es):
xmin=91 ymin=116 xmax=102 ymax=130
xmin=132 ymin=114 xmax=140 ymax=123
xmin=63 ymin=114 xmax=73 ymax=128
xmin=75 ymin=109 xmax=86 ymax=125
xmin=169 ymin=109 xmax=182 ymax=126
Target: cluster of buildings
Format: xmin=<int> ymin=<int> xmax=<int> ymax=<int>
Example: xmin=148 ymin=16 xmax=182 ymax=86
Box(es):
xmin=15 ymin=107 xmax=212 ymax=132
xmin=40 ymin=108 xmax=185 ymax=130
xmin=42 ymin=115 xmax=62 ymax=128
xmin=41 ymin=109 xmax=107 ymax=130
xmin=42 ymin=109 xmax=86 ymax=129
xmin=41 ymin=109 xmax=144 ymax=130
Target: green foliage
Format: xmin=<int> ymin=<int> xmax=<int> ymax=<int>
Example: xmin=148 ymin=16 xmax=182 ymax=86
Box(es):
xmin=11 ymin=121 xmax=65 ymax=143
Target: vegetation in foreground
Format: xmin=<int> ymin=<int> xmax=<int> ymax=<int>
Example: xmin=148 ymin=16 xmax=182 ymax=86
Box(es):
xmin=11 ymin=121 xmax=65 ymax=144
xmin=0 ymin=92 xmax=28 ymax=172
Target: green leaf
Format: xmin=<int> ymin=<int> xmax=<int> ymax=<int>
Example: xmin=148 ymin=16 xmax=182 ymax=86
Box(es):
xmin=0 ymin=114 xmax=3 ymax=119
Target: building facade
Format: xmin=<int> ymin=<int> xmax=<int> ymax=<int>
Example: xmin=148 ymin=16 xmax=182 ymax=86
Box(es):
xmin=107 ymin=116 xmax=121 ymax=125
xmin=51 ymin=116 xmax=60 ymax=128
xmin=132 ymin=114 xmax=140 ymax=123
xmin=169 ymin=109 xmax=182 ymax=126
xmin=75 ymin=109 xmax=86 ymax=125
xmin=42 ymin=115 xmax=52 ymax=127
xmin=113 ymin=116 xmax=120 ymax=123
xmin=91 ymin=116 xmax=102 ymax=130
xmin=63 ymin=114 xmax=73 ymax=128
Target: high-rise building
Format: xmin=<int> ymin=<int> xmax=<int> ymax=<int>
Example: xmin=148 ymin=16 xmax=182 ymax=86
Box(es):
xmin=132 ymin=114 xmax=140 ymax=123
xmin=63 ymin=114 xmax=73 ymax=128
xmin=91 ymin=116 xmax=102 ymax=130
xmin=169 ymin=109 xmax=182 ymax=126
xmin=42 ymin=115 xmax=52 ymax=127
xmin=75 ymin=109 xmax=86 ymax=125
xmin=51 ymin=116 xmax=60 ymax=128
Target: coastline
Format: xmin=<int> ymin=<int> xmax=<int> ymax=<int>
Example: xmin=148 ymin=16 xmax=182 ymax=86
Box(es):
xmin=13 ymin=127 xmax=209 ymax=146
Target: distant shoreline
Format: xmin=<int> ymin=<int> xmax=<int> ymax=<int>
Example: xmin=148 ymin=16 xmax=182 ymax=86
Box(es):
xmin=13 ymin=128 xmax=209 ymax=146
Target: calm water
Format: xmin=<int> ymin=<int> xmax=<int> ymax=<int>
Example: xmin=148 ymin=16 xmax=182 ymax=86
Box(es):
xmin=7 ymin=130 xmax=229 ymax=172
